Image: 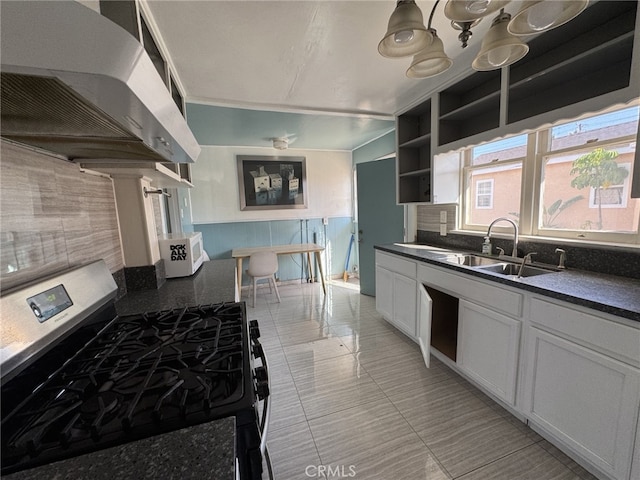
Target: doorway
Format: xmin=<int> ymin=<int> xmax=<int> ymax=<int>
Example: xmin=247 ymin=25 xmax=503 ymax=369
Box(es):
xmin=356 ymin=158 xmax=405 ymax=296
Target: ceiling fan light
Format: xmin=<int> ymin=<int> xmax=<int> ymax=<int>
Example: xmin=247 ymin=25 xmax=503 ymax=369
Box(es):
xmin=407 ymin=30 xmax=453 ymax=78
xmin=507 ymin=0 xmax=588 ymax=35
xmin=272 ymin=138 xmax=288 ymax=150
xmin=378 ymin=0 xmax=433 ymax=58
xmin=444 ymin=0 xmax=509 ymax=21
xmin=472 ymin=12 xmax=529 ymax=71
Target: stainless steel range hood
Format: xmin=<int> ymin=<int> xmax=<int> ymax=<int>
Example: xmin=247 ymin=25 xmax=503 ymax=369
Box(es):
xmin=0 ymin=1 xmax=200 ymax=164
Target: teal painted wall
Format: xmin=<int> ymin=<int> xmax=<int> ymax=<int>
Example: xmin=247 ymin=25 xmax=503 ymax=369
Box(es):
xmin=352 ymin=130 xmax=395 ymax=165
xmin=194 ymin=217 xmax=355 ymax=286
xmin=179 ymin=109 xmax=393 ymax=290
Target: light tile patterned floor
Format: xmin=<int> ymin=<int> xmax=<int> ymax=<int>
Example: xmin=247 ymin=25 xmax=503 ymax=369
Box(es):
xmin=248 ymin=281 xmax=600 ymax=480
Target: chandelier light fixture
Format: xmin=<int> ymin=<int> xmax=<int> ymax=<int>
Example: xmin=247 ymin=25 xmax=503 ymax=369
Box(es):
xmin=379 ymin=0 xmax=589 ymax=78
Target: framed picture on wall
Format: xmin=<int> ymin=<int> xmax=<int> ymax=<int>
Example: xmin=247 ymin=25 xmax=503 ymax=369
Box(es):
xmin=237 ymin=155 xmax=308 ymax=210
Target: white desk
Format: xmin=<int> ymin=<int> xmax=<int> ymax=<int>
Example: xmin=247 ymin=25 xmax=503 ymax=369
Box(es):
xmin=231 ymin=243 xmax=326 ymax=298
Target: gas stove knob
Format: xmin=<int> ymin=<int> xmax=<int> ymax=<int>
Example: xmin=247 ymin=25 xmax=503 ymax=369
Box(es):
xmin=255 ymin=366 xmax=268 ymax=383
xmin=256 ymin=380 xmax=269 ymax=400
xmin=252 ymin=342 xmax=264 ymax=358
xmin=249 ymin=319 xmax=261 ymax=340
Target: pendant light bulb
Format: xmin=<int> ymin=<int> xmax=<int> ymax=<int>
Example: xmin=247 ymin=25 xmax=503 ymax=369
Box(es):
xmin=394 ymin=29 xmax=415 ymax=44
xmin=508 ymin=0 xmax=588 ymax=36
xmin=379 ymin=0 xmax=432 ymax=58
xmin=466 ymin=0 xmax=490 ymax=15
xmin=472 ymin=11 xmax=529 ymax=71
xmin=444 ymin=0 xmax=509 ymax=21
xmin=486 ymin=44 xmax=512 ymax=67
xmin=524 ymin=1 xmax=563 ymax=31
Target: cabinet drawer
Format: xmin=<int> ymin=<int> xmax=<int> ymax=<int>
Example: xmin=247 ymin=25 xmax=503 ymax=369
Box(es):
xmin=418 ymin=264 xmax=522 ymax=318
xmin=375 ymin=251 xmax=416 ymax=278
xmin=529 ymin=296 xmax=640 ymax=367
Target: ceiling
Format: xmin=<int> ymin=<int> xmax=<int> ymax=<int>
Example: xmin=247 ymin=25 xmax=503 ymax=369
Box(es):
xmin=140 ymin=0 xmax=513 ymax=151
xmin=186 ymin=103 xmax=396 ymax=151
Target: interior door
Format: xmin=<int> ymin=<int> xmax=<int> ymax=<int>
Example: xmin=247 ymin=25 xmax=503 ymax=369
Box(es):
xmin=356 ymin=158 xmax=404 ymax=296
xmin=418 ymin=283 xmax=432 ymax=368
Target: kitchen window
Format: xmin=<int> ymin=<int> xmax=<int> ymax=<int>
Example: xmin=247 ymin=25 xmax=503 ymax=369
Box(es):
xmin=463 ymin=135 xmax=526 ymax=229
xmin=459 ymin=103 xmax=640 ymax=245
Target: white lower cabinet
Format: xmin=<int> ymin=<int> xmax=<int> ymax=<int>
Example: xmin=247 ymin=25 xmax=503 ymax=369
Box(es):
xmin=631 ymin=421 xmax=640 ymax=480
xmin=375 ymin=252 xmax=417 ymax=339
xmin=523 ymin=326 xmax=640 ymax=480
xmin=392 ymin=273 xmax=417 ymax=337
xmin=376 ymin=250 xmax=640 ymax=480
xmin=457 ymin=300 xmax=521 ymax=405
xmin=375 ymin=266 xmax=394 ymax=321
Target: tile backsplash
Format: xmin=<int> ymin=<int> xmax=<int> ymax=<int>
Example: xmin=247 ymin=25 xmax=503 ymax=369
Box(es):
xmin=416 ymin=204 xmax=639 ymax=280
xmin=0 ymin=141 xmax=124 ymax=292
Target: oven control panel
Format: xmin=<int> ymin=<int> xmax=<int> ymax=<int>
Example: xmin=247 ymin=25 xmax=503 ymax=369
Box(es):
xmin=26 ymin=284 xmax=73 ymax=323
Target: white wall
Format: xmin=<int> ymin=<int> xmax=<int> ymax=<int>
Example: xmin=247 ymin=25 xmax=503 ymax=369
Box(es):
xmin=189 ymin=146 xmax=353 ymax=224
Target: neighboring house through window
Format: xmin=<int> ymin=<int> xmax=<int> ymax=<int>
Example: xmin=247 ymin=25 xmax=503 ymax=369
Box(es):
xmin=476 ymin=179 xmax=493 ymax=209
xmin=588 ymin=163 xmax=630 ymax=209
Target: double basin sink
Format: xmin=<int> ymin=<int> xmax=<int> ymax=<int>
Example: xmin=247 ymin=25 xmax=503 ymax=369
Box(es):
xmin=443 ymin=253 xmax=560 ymax=278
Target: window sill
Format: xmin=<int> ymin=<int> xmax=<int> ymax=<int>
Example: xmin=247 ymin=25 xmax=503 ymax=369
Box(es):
xmin=450 ymin=229 xmax=640 ymax=252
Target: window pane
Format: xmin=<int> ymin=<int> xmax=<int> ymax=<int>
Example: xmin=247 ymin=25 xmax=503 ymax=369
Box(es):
xmin=467 ymin=164 xmax=522 ymax=226
xmin=540 ymin=142 xmax=639 ymax=232
xmin=472 ymin=134 xmax=527 ymax=165
xmin=550 ymin=106 xmax=639 ymax=151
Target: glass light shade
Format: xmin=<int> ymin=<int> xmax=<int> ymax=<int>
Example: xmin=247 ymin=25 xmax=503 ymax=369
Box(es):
xmin=472 ymin=12 xmax=529 ymax=71
xmin=407 ymin=30 xmax=453 ymax=78
xmin=507 ymin=0 xmax=588 ymax=35
xmin=444 ymin=0 xmax=509 ymax=21
xmin=379 ymin=0 xmax=433 ymax=58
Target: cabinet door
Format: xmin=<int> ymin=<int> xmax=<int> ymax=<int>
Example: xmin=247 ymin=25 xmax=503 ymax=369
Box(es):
xmin=393 ymin=273 xmax=417 ymax=338
xmin=524 ymin=327 xmax=640 ymax=480
xmin=417 ymin=283 xmax=432 ymax=368
xmin=457 ymin=300 xmax=521 ymax=405
xmin=375 ymin=266 xmax=394 ymax=321
xmin=631 ymin=421 xmax=640 ymax=480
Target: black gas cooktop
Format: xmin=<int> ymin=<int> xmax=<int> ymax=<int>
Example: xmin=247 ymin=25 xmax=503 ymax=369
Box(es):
xmin=1 ymin=302 xmax=255 ymax=474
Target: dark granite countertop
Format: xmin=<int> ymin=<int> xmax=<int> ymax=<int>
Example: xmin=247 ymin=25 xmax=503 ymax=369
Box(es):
xmin=376 ymin=243 xmax=640 ymax=322
xmin=115 ymin=259 xmax=236 ymax=316
xmin=4 ymin=417 xmax=236 ymax=480
xmin=4 ymin=259 xmax=239 ymax=480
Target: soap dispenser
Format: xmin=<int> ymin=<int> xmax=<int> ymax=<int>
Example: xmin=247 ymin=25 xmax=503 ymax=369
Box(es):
xmin=482 ymin=236 xmax=492 ymax=255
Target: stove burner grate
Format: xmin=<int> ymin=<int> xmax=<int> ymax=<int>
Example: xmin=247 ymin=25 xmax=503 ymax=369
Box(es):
xmin=1 ymin=302 xmax=253 ymax=475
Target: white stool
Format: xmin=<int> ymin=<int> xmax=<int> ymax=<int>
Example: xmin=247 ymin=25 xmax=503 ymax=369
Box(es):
xmin=246 ymin=251 xmax=281 ymax=307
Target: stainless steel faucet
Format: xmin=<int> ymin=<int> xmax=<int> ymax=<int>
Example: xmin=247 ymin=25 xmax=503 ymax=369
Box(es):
xmin=486 ymin=217 xmax=519 ymax=257
xmin=555 ymin=248 xmax=567 ymax=269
